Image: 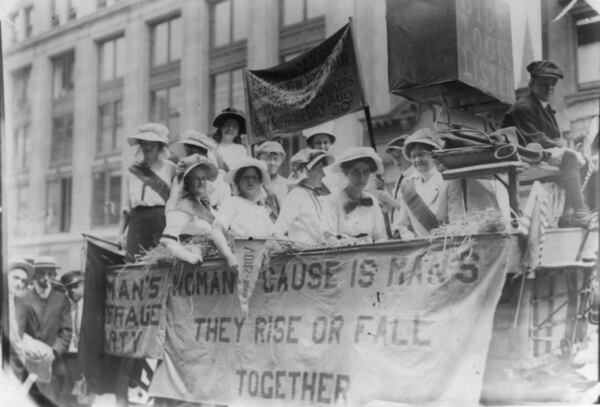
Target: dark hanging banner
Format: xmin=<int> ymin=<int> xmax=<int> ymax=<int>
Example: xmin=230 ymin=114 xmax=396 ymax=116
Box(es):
xmin=79 ymin=239 xmax=124 ymax=394
xmin=243 ymin=22 xmax=365 ymax=139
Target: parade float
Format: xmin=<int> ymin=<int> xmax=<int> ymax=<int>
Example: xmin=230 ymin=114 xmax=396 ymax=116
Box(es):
xmin=79 ymin=0 xmax=598 ymax=405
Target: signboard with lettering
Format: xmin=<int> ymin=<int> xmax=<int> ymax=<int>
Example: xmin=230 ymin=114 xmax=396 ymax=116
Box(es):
xmin=149 ymin=234 xmax=519 ymax=406
xmin=103 ymin=265 xmax=168 ymax=358
xmin=387 ymin=0 xmax=514 ymax=108
xmin=243 ymin=22 xmax=365 ymax=139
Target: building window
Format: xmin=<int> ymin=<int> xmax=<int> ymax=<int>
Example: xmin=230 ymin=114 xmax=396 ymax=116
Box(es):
xmin=15 ymin=183 xmax=30 ymax=236
xmin=150 ymin=85 xmax=181 ymax=138
xmin=280 ymin=0 xmax=325 ymax=27
xmin=91 ymin=170 xmax=121 ymax=227
xmin=99 ymin=36 xmax=125 ymax=82
xmin=24 ymin=6 xmax=33 ymax=38
xmin=210 ymin=68 xmax=245 ymax=118
xmin=14 ymin=125 xmax=30 ymax=172
xmin=9 ymin=12 xmax=18 ymax=44
xmin=151 ymin=16 xmax=182 ymax=67
xmin=51 ymin=0 xmax=60 ymax=26
xmin=52 ymin=52 xmax=75 ymax=99
xmin=211 ymin=0 xmax=248 ymax=47
xmin=51 ymin=114 xmax=73 ymax=164
xmin=576 ymin=16 xmax=600 ymax=86
xmin=46 ymin=176 xmax=72 ymax=233
xmin=97 ymin=101 xmax=123 ymax=155
xmin=12 ymin=67 xmax=31 ymax=111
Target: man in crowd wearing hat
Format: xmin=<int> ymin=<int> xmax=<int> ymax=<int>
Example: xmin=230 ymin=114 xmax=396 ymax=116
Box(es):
xmin=503 ymin=60 xmax=597 ymax=228
xmin=7 ymin=259 xmax=34 ymax=381
xmin=374 ymin=135 xmax=414 ymax=238
xmin=59 ymin=270 xmax=93 ymax=405
xmin=21 ymin=256 xmax=72 ymax=405
xmin=255 ymin=141 xmax=291 ymax=207
xmin=396 ymin=128 xmax=445 ymax=238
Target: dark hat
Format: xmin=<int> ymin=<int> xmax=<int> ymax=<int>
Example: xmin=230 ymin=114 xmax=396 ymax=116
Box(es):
xmin=60 ymin=270 xmax=83 ymax=288
xmin=527 ymin=60 xmax=564 ymax=79
xmin=212 ymin=107 xmax=247 ymax=135
xmin=385 ymin=135 xmax=409 ymax=153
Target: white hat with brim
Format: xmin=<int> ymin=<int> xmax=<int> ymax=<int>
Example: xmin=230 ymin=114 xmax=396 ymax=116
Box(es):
xmin=182 ymin=157 xmax=219 ymax=183
xmin=127 ymin=122 xmax=170 ymax=147
xmin=331 ymin=146 xmax=384 ymax=174
xmin=402 ymin=128 xmax=443 ymax=161
xmin=302 ymin=121 xmax=336 ymax=144
xmin=291 ymin=148 xmax=335 ymax=171
xmin=175 ymin=130 xmax=217 ymax=152
xmin=33 ymin=255 xmax=60 ymax=269
xmin=9 ymin=259 xmax=34 ymax=279
xmin=255 ymin=141 xmax=286 ymax=158
xmin=223 ymin=157 xmax=270 ymax=186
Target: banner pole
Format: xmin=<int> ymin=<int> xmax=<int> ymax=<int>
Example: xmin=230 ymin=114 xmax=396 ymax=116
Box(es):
xmin=349 ymin=17 xmax=392 ymax=238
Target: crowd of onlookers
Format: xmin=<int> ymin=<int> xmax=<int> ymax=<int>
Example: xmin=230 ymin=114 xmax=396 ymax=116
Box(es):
xmin=8 ymin=256 xmax=90 ymax=406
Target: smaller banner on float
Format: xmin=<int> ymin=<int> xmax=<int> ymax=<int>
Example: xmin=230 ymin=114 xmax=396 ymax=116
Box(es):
xmin=103 ymin=265 xmax=168 ymax=358
xmin=243 ymin=22 xmax=365 ymax=139
xmin=234 ymin=239 xmax=267 ymax=315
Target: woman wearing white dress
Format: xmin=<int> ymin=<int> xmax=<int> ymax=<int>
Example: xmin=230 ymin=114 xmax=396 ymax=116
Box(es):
xmin=211 ymin=107 xmax=249 ymax=172
xmin=213 ymin=158 xmax=275 ymax=239
xmin=323 ymin=147 xmax=387 ymax=243
xmin=275 ymin=148 xmax=334 ymax=245
xmin=160 ymin=155 xmax=236 ymax=267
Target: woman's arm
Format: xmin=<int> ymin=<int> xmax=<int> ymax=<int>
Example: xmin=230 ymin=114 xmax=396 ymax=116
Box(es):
xmin=211 ymin=224 xmax=238 ymax=269
xmin=117 ymin=210 xmax=129 ymax=249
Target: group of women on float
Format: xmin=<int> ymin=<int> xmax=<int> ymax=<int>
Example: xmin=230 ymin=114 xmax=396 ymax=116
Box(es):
xmin=119 ymin=107 xmax=510 ymax=267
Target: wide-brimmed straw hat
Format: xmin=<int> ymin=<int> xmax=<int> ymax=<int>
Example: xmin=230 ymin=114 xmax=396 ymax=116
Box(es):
xmin=291 ymin=148 xmax=335 ymax=171
xmin=223 ymin=157 xmax=270 ymax=185
xmin=9 ymin=258 xmax=34 ymax=279
xmin=402 ymin=128 xmax=444 ymax=160
xmin=331 ymin=146 xmax=383 ymax=174
xmin=180 ymin=155 xmax=219 ymax=182
xmin=213 ymin=107 xmax=247 ymax=134
xmin=255 ymin=141 xmax=286 ymax=158
xmin=127 ymin=122 xmax=170 ymax=147
xmin=302 ymin=121 xmax=336 ymax=145
xmin=175 ymin=130 xmax=217 ymax=152
xmin=385 ymin=135 xmax=409 ymax=153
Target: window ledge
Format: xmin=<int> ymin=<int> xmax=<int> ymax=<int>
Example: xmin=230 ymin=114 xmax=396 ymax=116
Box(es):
xmin=565 ymin=87 xmax=600 ymax=106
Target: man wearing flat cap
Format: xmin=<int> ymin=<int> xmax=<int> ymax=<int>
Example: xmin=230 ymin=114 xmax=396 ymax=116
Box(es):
xmin=59 ymin=270 xmax=92 ymax=405
xmin=503 ymin=60 xmax=597 ymax=228
xmin=21 ymin=256 xmax=73 ymax=405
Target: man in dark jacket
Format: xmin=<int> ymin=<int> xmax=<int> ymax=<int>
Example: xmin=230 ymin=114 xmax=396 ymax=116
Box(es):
xmin=22 ymin=256 xmax=73 ymax=406
xmin=503 ymin=60 xmax=597 ymax=228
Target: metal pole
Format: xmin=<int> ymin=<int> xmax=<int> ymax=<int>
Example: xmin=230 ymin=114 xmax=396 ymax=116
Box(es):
xmin=363 ymin=106 xmax=393 ymax=238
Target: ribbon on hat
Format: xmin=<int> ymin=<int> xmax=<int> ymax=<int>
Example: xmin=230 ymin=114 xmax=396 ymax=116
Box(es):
xmin=343 ymin=197 xmax=373 ymax=214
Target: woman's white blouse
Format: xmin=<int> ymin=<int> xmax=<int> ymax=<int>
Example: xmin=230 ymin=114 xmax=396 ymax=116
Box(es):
xmin=216 ymin=143 xmax=248 ymax=170
xmin=163 ymin=210 xmax=212 ymax=237
xmin=323 ymin=189 xmax=387 ymax=243
xmin=275 ymin=186 xmax=329 ymax=244
xmin=124 ymin=159 xmax=176 ymax=211
xmin=214 ymin=196 xmax=275 ymax=239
